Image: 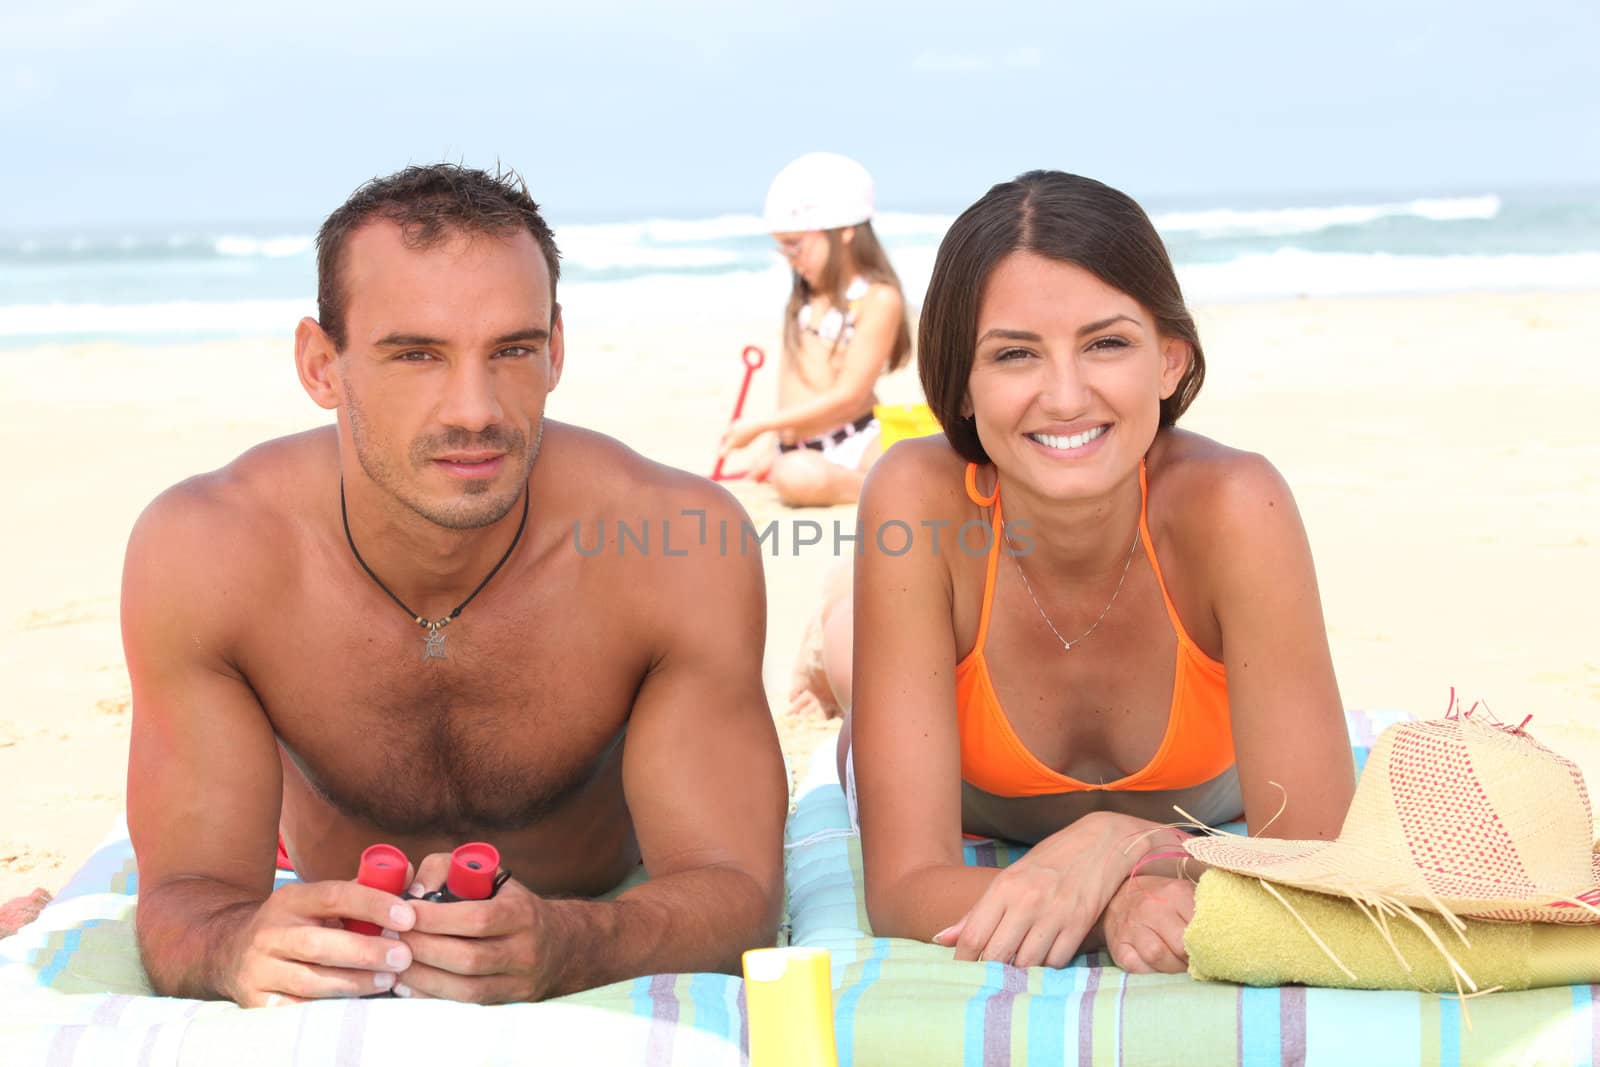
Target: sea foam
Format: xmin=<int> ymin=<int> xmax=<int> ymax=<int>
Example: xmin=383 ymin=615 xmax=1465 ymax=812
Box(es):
xmin=1154 ymin=195 xmax=1501 ymax=239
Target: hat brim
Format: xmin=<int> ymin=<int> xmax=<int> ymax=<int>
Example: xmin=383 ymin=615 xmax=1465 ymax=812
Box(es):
xmin=1186 ymin=836 xmax=1600 ymax=925
xmin=763 ymin=209 xmax=873 ymax=233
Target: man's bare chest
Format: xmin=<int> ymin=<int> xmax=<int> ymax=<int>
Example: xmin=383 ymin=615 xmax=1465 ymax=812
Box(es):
xmin=242 ymin=598 xmax=647 ymax=835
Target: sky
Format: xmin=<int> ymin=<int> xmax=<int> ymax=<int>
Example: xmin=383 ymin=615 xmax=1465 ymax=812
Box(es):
xmin=2 ymin=0 xmax=1598 ymax=229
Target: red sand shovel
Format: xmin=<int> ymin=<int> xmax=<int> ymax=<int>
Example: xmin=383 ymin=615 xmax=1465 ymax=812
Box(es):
xmin=710 ymin=344 xmax=768 ymax=481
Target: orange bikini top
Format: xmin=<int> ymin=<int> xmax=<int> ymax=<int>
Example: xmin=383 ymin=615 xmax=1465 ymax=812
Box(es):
xmin=955 ymin=461 xmax=1234 ymax=797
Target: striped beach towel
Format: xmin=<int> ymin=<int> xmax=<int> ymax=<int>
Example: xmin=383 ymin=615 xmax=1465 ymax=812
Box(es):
xmin=2 ymin=709 xmax=1596 ymax=1064
xmin=0 ymin=832 xmax=746 ymax=1064
xmin=783 ymin=708 xmax=1600 ymax=1065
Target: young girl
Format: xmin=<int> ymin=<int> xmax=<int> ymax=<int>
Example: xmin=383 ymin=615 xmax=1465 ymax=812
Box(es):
xmin=846 ymin=171 xmax=1356 ymax=974
xmin=719 ymin=153 xmax=911 ymax=507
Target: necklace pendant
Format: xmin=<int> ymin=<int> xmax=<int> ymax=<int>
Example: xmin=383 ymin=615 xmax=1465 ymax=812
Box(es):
xmin=422 ymin=625 xmax=448 ymax=661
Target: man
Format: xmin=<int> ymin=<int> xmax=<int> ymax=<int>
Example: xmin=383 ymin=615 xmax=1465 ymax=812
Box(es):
xmin=123 ymin=163 xmax=786 ymax=1006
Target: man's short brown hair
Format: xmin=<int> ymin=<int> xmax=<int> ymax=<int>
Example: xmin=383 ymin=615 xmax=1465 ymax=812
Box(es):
xmin=315 ymin=163 xmax=562 ymax=351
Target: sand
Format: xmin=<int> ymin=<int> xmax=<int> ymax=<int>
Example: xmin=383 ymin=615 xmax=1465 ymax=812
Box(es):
xmin=2 ymin=288 xmax=1597 ymax=907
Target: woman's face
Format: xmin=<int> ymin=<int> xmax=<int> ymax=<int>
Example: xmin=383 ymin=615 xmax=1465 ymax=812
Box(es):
xmin=965 ymin=251 xmax=1188 ymax=498
xmin=772 ymin=229 xmax=831 ymax=288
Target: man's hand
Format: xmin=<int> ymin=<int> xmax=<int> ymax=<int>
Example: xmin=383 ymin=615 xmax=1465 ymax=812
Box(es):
xmin=931 ymin=812 xmax=1166 ymax=968
xmin=1100 ymin=875 xmax=1195 ymax=974
xmin=393 ymin=851 xmax=557 ymax=1003
xmin=224 ymin=881 xmax=417 ymax=1007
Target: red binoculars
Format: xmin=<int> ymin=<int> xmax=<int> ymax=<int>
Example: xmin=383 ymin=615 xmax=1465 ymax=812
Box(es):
xmin=343 ymin=841 xmax=507 ymax=935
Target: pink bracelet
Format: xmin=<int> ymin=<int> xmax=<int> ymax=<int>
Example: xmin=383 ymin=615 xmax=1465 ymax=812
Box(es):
xmin=1129 ymin=848 xmax=1191 ymax=880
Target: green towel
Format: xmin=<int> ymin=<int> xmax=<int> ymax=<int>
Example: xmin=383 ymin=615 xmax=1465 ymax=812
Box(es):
xmin=1185 ymin=869 xmax=1600 ymax=992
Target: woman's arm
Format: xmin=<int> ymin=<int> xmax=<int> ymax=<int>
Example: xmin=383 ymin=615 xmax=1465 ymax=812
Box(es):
xmin=1203 ymin=452 xmax=1356 ymax=838
xmin=853 ymin=443 xmax=999 ymax=939
xmin=723 ymin=286 xmax=903 ymax=449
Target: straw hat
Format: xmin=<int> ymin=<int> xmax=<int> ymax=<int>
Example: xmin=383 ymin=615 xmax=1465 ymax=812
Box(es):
xmin=1186 ymin=710 xmax=1600 ymax=924
xmin=764 ymin=153 xmax=875 ymax=233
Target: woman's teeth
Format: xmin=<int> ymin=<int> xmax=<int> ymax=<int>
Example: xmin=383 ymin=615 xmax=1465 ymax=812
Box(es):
xmin=1029 ymin=425 xmax=1107 ymax=451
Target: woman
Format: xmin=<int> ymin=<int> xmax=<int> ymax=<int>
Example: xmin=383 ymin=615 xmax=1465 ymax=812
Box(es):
xmin=847 ymin=171 xmax=1355 ymax=974
xmin=720 ymin=152 xmax=911 ymax=507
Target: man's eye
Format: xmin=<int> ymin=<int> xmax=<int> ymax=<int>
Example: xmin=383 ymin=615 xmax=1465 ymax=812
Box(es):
xmin=496 ymin=346 xmax=535 ymax=358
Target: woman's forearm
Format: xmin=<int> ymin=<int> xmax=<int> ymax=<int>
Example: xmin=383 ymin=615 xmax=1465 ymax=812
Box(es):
xmin=864 ymin=862 xmax=999 ymax=942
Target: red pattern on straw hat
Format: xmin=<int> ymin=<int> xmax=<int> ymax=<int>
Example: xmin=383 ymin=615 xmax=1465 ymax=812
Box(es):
xmin=1186 ymin=705 xmax=1600 ymax=924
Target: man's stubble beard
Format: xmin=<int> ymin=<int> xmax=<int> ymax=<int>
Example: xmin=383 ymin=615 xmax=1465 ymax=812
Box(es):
xmin=343 ymin=384 xmax=542 ymax=531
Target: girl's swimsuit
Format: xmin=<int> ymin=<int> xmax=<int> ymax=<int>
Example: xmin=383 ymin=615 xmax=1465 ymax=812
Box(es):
xmin=796 ymin=276 xmax=870 ymax=346
xmin=780 ymin=277 xmax=880 ymax=468
xmin=954 ymin=460 xmax=1235 ymax=796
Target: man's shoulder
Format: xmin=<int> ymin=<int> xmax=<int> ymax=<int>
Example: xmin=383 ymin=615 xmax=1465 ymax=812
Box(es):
xmin=545 ymin=424 xmax=760 ymax=603
xmin=544 ymin=422 xmax=744 ymax=519
xmin=129 ymin=428 xmax=332 ymax=565
xmin=122 ymin=429 xmax=334 ymax=656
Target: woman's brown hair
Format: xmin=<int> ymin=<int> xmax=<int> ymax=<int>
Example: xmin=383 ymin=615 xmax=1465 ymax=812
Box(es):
xmin=919 ymin=171 xmax=1205 ymax=464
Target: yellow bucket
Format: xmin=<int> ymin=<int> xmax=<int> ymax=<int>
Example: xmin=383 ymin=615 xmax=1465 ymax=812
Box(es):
xmin=873 ymin=403 xmax=942 ymax=451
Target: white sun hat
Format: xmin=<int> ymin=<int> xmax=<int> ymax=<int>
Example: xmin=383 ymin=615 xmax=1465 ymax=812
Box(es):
xmin=763 ymin=152 xmax=875 ymax=233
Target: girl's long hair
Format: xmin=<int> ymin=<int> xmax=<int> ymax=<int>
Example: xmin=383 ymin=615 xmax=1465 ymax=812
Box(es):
xmin=781 ymin=222 xmax=911 ymax=372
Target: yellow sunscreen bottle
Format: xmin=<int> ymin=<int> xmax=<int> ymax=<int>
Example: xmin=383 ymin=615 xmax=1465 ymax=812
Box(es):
xmin=743 ymin=946 xmax=839 ymax=1067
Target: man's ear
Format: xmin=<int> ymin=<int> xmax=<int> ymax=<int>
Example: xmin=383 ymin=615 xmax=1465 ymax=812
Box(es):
xmin=1158 ymin=336 xmax=1192 ymax=401
xmin=295 ymin=317 xmax=342 ymax=410
xmin=546 ymin=303 xmax=565 ymax=391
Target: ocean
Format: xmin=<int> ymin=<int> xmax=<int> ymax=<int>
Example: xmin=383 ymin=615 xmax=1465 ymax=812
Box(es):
xmin=2 ymin=187 xmax=1597 ymax=348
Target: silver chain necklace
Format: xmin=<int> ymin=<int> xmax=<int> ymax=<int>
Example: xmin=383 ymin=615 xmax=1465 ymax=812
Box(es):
xmin=1009 ymin=525 xmax=1140 ymax=651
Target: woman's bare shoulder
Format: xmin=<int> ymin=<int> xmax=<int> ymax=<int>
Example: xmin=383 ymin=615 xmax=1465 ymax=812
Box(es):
xmin=1148 ymin=429 xmax=1291 ymax=512
xmin=1147 ymin=428 xmax=1305 ymax=572
xmin=861 ymin=433 xmax=971 ymax=517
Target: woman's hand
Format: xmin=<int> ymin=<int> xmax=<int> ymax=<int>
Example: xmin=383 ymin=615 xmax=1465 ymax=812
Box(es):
xmin=1100 ymin=875 xmax=1195 ymax=974
xmin=932 ymin=812 xmax=1159 ymax=969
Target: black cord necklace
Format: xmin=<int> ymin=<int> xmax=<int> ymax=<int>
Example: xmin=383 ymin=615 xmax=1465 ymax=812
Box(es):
xmin=340 ymin=480 xmax=530 ymax=661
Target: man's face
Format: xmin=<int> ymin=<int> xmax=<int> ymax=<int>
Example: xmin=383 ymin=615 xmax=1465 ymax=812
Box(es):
xmin=334 ymin=221 xmax=562 ymax=529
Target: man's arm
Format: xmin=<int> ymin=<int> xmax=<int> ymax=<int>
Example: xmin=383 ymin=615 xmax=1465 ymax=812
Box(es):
xmin=395 ymin=487 xmax=787 ymax=1001
xmin=125 ymin=481 xmax=412 ymax=1003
